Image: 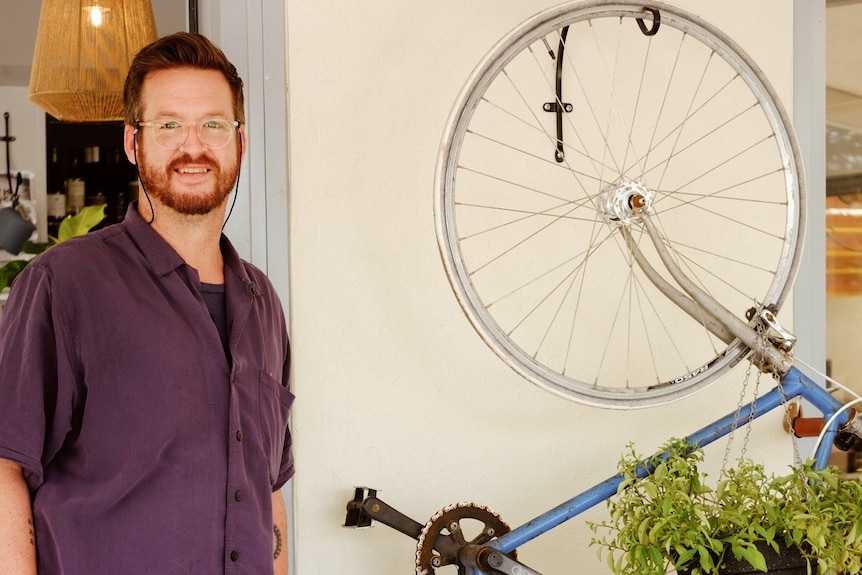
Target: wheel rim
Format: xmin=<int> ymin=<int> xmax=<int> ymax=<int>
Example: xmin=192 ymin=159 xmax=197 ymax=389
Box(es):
xmin=434 ymin=0 xmax=805 ymax=408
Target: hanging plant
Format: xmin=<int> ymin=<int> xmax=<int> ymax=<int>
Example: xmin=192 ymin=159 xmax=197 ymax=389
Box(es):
xmin=588 ymin=438 xmax=862 ymax=574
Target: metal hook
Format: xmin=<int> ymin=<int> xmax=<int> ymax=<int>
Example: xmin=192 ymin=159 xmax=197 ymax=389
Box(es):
xmin=636 ymin=8 xmax=661 ymax=36
xmin=2 ymin=112 xmax=17 ymax=197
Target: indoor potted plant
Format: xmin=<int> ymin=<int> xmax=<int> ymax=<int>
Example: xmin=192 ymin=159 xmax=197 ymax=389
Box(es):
xmin=589 ymin=437 xmax=862 ymax=574
xmin=0 ymin=204 xmax=105 ymax=292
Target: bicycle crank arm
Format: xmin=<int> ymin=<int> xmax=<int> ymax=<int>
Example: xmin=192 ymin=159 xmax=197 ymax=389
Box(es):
xmin=475 ymin=547 xmax=544 ymax=575
xmin=344 ymin=488 xmax=425 ymax=540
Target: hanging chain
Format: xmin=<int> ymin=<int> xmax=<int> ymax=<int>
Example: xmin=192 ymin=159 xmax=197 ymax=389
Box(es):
xmin=720 ymin=305 xmax=791 ymax=476
xmin=775 ymin=355 xmax=804 ymax=468
xmin=720 ymin=349 xmax=753 ymax=478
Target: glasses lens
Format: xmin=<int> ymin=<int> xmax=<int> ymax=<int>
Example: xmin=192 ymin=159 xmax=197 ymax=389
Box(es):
xmin=152 ymin=121 xmax=185 ymax=149
xmin=198 ymin=120 xmax=235 ymax=149
xmin=149 ymin=120 xmax=235 ymax=149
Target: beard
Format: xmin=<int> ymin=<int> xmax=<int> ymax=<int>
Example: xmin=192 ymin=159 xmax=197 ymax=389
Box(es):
xmin=137 ymin=144 xmax=239 ymax=216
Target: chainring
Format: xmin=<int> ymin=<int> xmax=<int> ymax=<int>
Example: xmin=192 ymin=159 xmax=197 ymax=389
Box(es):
xmin=415 ymin=502 xmax=515 ymax=575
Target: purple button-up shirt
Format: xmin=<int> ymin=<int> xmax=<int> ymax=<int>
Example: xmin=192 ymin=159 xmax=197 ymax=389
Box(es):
xmin=0 ymin=206 xmax=293 ymax=574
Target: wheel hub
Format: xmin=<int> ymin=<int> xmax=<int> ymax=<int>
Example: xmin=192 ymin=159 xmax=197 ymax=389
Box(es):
xmin=599 ymin=180 xmax=653 ymax=227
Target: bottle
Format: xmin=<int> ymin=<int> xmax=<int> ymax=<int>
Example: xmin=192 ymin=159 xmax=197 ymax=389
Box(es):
xmin=84 ymin=146 xmax=103 ymax=208
xmin=14 ymin=174 xmax=38 ymax=243
xmin=47 ymin=147 xmax=66 ymax=239
xmin=65 ymin=148 xmax=85 ymax=215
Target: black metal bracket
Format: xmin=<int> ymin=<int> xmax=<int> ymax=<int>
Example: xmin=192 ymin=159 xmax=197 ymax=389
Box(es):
xmin=543 ymin=26 xmax=571 ymax=163
xmin=344 ymin=487 xmax=376 ymax=528
xmin=2 ymin=112 xmax=18 ymax=198
xmin=1 ymin=113 xmax=15 ymax=144
xmin=542 ymin=9 xmax=661 ymax=163
xmin=343 ymin=487 xmax=425 ymax=539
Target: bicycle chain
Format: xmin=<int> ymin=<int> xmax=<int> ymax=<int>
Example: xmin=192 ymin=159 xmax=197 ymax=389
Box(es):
xmin=415 ymin=502 xmax=513 ymax=575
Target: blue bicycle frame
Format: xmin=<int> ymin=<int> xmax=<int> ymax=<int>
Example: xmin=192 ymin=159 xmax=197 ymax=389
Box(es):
xmin=484 ymin=367 xmax=847 ymax=559
xmin=344 ymin=365 xmax=859 ymax=575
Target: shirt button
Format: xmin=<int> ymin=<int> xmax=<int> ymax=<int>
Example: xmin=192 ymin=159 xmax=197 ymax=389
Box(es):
xmin=230 ymin=550 xmax=239 ymax=561
xmin=235 ymin=430 xmax=243 ymax=441
xmin=234 ymin=490 xmax=244 ymax=502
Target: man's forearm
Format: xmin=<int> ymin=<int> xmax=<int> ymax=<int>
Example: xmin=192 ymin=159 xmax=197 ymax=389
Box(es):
xmin=272 ymin=490 xmax=288 ymax=575
xmin=0 ymin=459 xmax=38 ymax=575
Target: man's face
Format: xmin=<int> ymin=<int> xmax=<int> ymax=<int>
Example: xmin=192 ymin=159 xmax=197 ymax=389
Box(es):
xmin=126 ymin=67 xmax=244 ymax=216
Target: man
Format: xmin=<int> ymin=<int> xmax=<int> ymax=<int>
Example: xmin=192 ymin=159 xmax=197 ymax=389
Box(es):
xmin=0 ymin=33 xmax=293 ymax=574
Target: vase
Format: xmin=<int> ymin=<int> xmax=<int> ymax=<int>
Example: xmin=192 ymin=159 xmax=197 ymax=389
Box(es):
xmin=677 ymin=541 xmax=808 ymax=575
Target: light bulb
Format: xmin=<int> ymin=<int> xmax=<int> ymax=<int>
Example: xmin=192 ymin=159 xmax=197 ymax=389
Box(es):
xmin=89 ymin=6 xmax=103 ymax=27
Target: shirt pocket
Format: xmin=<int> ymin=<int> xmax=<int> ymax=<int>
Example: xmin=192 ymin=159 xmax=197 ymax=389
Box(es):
xmin=257 ymin=370 xmax=295 ymax=484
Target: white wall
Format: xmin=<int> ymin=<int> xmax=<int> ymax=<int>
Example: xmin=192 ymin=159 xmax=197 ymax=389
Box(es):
xmin=0 ymin=86 xmax=46 ymax=245
xmin=286 ymin=1 xmax=797 ymax=574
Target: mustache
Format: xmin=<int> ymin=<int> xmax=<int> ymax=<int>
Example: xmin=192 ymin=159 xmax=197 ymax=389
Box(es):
xmin=168 ymin=153 xmax=218 ymax=171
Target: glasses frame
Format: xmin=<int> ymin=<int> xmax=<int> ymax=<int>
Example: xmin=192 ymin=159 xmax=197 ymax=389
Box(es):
xmin=134 ymin=118 xmax=241 ymax=150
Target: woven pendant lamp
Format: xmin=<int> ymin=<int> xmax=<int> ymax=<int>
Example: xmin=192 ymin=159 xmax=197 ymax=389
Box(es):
xmin=28 ymin=0 xmax=158 ymax=122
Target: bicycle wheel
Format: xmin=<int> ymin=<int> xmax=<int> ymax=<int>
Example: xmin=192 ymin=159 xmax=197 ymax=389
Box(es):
xmin=435 ymin=0 xmax=805 ymax=408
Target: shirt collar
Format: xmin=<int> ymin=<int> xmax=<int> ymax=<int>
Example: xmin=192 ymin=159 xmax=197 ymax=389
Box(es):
xmin=122 ymin=203 xmax=185 ymax=277
xmin=220 ymin=234 xmax=261 ymax=296
xmin=122 ymin=203 xmax=255 ymax=294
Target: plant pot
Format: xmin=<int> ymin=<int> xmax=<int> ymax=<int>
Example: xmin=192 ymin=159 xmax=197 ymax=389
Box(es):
xmin=677 ymin=541 xmax=808 ymax=575
xmin=0 ymin=206 xmax=35 ymax=255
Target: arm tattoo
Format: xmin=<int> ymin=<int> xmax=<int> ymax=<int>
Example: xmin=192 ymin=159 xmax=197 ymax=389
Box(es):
xmin=273 ymin=524 xmax=283 ymax=560
xmin=28 ymin=518 xmax=35 ymax=547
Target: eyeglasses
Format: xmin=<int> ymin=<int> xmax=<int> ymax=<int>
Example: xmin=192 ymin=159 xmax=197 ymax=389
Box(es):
xmin=135 ymin=119 xmax=240 ymax=150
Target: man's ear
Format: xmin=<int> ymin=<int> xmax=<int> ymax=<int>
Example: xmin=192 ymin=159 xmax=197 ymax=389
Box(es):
xmin=123 ymin=124 xmax=138 ymax=165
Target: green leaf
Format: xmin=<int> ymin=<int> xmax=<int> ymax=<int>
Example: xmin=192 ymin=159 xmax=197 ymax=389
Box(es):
xmin=57 ymin=205 xmax=106 ymax=243
xmin=654 ymin=461 xmax=667 ymax=482
xmin=638 ymin=517 xmax=651 ymax=545
xmin=21 ymin=241 xmax=52 ymax=254
xmin=676 ymin=548 xmax=696 ymax=566
xmin=696 ymin=545 xmax=714 ymax=571
xmin=0 ymin=259 xmax=28 ymax=291
xmin=738 ymin=544 xmax=767 ymax=572
xmin=647 ymin=546 xmax=663 ymax=568
xmin=644 ymin=481 xmax=658 ymax=499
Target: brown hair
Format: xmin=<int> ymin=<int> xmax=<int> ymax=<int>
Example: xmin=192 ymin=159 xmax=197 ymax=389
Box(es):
xmin=123 ymin=32 xmax=245 ymax=124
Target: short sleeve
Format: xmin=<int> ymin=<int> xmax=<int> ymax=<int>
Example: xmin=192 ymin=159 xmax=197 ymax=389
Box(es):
xmin=0 ymin=263 xmax=78 ymax=490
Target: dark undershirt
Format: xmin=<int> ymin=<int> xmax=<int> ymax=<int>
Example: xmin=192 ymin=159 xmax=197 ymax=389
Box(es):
xmin=200 ymin=282 xmax=230 ymax=362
